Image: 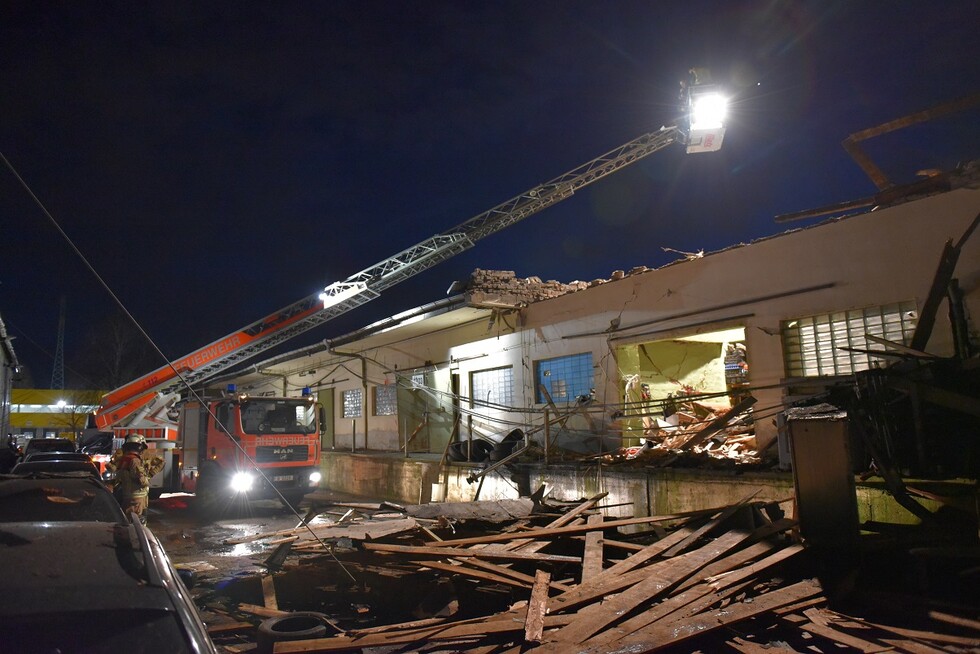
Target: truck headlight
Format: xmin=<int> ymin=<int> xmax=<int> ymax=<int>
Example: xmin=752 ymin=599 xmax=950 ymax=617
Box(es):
xmin=308 ymin=471 xmax=322 ymax=484
xmin=230 ymin=472 xmax=255 ymax=493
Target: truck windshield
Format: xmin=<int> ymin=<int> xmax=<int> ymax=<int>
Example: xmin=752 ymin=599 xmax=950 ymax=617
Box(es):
xmin=240 ymin=401 xmax=316 ymax=435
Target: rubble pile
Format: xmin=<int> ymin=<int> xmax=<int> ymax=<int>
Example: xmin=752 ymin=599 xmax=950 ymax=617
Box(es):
xmin=603 ymin=394 xmax=766 ymax=468
xmin=196 ymin=492 xmax=978 ymax=653
xmin=466 ymin=269 xmax=588 ymax=307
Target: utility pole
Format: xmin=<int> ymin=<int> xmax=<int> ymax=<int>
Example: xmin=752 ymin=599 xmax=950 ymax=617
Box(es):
xmin=51 ymin=296 xmax=65 ymax=390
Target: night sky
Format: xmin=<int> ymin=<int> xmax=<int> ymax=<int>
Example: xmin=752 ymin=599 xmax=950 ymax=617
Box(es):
xmin=2 ymin=1 xmax=978 ymax=388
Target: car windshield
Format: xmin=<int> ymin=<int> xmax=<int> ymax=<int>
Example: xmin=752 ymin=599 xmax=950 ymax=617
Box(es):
xmin=0 ymin=476 xmax=125 ymax=523
xmin=240 ymin=400 xmax=316 ymax=435
xmin=25 ymin=439 xmax=75 ymax=454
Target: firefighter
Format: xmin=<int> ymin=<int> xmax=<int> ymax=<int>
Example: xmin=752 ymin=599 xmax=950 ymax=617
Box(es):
xmin=107 ymin=434 xmax=165 ymax=523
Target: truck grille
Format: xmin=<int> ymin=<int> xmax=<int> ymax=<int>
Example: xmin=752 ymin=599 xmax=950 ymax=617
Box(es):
xmin=255 ymin=445 xmax=310 ymax=463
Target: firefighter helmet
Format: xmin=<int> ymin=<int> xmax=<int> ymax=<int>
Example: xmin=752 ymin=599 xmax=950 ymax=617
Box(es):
xmin=124 ymin=434 xmax=148 ymax=450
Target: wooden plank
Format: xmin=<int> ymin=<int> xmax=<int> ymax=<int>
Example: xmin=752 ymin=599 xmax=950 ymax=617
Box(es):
xmin=800 ymin=621 xmax=894 ymax=653
xmin=525 ymin=569 xmax=551 ymax=643
xmin=569 ymin=578 xmax=825 ymax=654
xmin=206 ymin=621 xmax=254 ymax=635
xmin=580 ymin=514 xmax=604 ymax=582
xmin=591 ymin=520 xmax=701 ymax=580
xmin=588 ymin=492 xmax=759 ymax=584
xmin=480 ymin=493 xmax=606 ymax=554
xmin=273 ymin=613 xmax=578 ymax=652
xmin=588 ymin=543 xmax=805 ymax=644
xmin=362 ymin=542 xmax=581 ymax=563
xmin=451 ymin=558 xmax=575 ymax=593
xmin=660 ymin=491 xmax=760 ymax=557
xmin=542 ymin=528 xmax=752 ymax=644
xmin=261 ymin=574 xmax=278 ymax=611
xmin=414 ymin=559 xmax=572 ymax=593
xmin=423 ymin=507 xmax=721 ymax=548
xmin=238 ymin=602 xmax=289 ymax=618
xmin=878 ymin=638 xmax=951 ymax=654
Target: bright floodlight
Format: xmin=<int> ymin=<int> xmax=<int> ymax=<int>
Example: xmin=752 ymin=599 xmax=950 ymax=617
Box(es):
xmin=691 ymin=93 xmax=728 ymax=130
xmin=230 ymin=471 xmax=255 ymax=493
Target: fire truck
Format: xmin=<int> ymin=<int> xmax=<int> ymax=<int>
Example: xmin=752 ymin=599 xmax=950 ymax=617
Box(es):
xmin=91 ymin=74 xmax=726 ymax=511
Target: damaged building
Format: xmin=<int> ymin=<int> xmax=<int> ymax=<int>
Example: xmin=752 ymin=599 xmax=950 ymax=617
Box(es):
xmin=210 ymin=160 xmax=979 ymax=522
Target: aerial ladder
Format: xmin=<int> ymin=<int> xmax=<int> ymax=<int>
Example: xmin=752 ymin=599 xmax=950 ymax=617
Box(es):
xmin=94 ymin=79 xmax=728 ymax=431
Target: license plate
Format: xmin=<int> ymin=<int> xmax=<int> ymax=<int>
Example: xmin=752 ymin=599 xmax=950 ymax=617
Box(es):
xmin=273 ymin=475 xmax=295 ymax=482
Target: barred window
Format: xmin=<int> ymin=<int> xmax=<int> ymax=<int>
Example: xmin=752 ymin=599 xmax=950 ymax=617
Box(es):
xmin=471 ymin=366 xmax=514 ymax=408
xmin=373 ymin=384 xmax=397 ymax=416
xmin=535 ymin=353 xmax=593 ymax=403
xmin=342 ymin=388 xmax=363 ymax=418
xmin=782 ymin=301 xmax=918 ymax=377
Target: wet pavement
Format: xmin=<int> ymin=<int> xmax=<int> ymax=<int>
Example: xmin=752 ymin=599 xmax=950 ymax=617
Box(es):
xmin=147 ymin=490 xmax=361 ymax=579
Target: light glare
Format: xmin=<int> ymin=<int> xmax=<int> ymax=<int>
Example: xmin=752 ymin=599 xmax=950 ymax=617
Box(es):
xmin=691 ymin=93 xmax=727 ymax=130
xmin=230 ymin=471 xmax=255 ymax=493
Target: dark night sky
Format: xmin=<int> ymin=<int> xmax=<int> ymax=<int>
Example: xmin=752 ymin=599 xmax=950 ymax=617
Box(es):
xmin=2 ymin=1 xmax=978 ymax=388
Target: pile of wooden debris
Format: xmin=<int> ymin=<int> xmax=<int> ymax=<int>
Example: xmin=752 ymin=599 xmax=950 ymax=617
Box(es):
xmin=199 ymin=492 xmax=979 ymax=653
xmin=602 ymin=395 xmax=767 ymax=468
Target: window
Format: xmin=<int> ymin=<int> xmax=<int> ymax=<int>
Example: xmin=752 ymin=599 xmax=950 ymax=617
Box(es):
xmin=471 ymin=366 xmax=514 ymax=408
xmin=374 ymin=384 xmax=397 ymax=416
xmin=342 ymin=389 xmax=363 ymax=419
xmin=782 ymin=301 xmax=918 ymax=377
xmin=535 ymin=353 xmax=593 ymax=403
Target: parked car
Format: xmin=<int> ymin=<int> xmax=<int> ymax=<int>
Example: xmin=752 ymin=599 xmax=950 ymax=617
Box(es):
xmin=11 ymin=456 xmax=101 ymax=476
xmin=0 ymin=472 xmax=218 ymax=652
xmin=21 ymin=436 xmax=76 ymax=458
xmin=0 ymin=471 xmax=126 ymax=523
xmin=21 ymin=451 xmax=93 ymax=463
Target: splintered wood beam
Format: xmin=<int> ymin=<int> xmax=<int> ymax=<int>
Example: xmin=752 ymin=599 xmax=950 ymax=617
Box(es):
xmin=237 ymin=603 xmax=290 ymax=619
xmin=423 ymin=507 xmax=722 ymax=548
xmin=800 ymin=621 xmax=895 ymax=653
xmin=588 ymin=543 xmax=805 ymax=644
xmin=362 ymin=542 xmax=581 ymax=563
xmin=660 ymin=490 xmax=760 ymax=557
xmin=525 ymin=570 xmax=551 ymax=643
xmin=592 ymin=493 xmax=759 ymax=583
xmin=261 ymin=574 xmax=278 ymax=611
xmin=565 ymin=578 xmax=825 ymax=654
xmin=580 ymin=514 xmax=604 ymax=583
xmin=420 ymin=558 xmax=573 ymax=593
xmin=274 ymin=613 xmax=578 ymax=652
xmin=541 ymin=528 xmax=752 ymax=645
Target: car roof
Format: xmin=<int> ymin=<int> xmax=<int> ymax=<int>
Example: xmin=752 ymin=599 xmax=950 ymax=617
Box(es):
xmin=11 ymin=459 xmax=100 ymax=475
xmin=24 ymin=438 xmax=75 ymax=451
xmin=23 ymin=451 xmax=91 ymax=461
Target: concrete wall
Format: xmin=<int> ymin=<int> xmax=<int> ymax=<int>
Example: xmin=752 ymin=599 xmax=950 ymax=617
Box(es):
xmin=319 ymin=451 xmax=975 ymax=527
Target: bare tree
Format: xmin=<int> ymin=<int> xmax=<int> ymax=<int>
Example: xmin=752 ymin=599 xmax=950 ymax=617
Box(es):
xmin=70 ymin=312 xmax=159 ymax=390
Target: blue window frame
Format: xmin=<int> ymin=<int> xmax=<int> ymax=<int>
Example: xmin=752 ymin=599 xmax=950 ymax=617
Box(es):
xmin=535 ymin=353 xmax=593 ymax=404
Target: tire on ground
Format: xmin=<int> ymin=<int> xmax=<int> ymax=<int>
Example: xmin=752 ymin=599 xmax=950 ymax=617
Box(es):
xmin=256 ymin=612 xmax=330 ymax=654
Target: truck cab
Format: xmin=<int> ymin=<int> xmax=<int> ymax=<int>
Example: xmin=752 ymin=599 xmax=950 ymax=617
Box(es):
xmin=180 ymin=393 xmax=323 ymax=511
